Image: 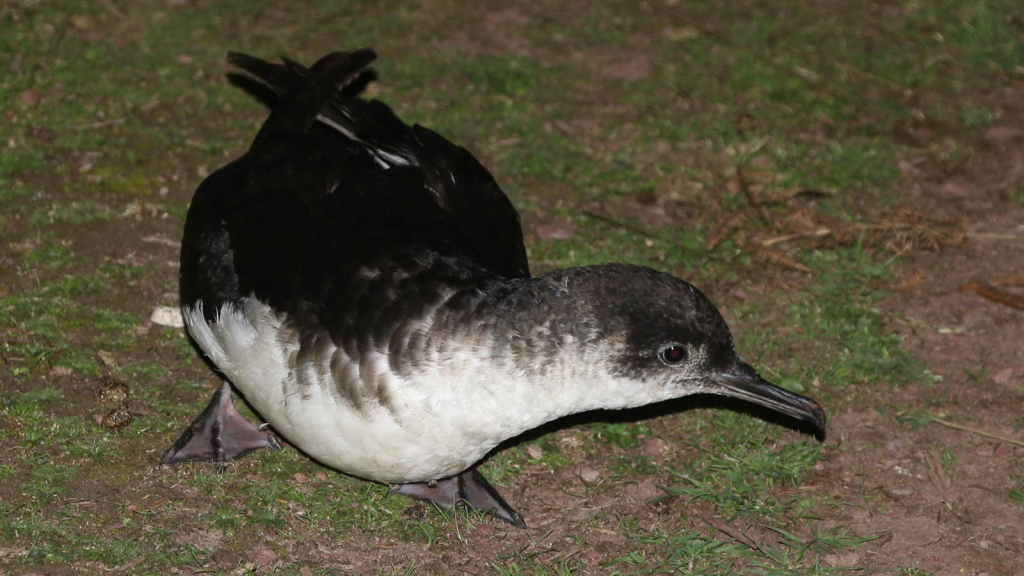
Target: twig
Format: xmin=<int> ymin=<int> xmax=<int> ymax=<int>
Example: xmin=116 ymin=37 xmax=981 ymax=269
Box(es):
xmin=967 ymin=232 xmax=1024 ymax=243
xmin=760 ymin=228 xmax=832 ymax=247
xmin=737 ymin=166 xmax=776 ymax=231
xmin=141 ymin=235 xmax=182 ymax=248
xmin=70 ymin=118 xmax=127 ymax=131
xmin=701 ymin=516 xmax=774 ymax=559
xmin=959 ymin=282 xmax=1024 ymax=311
xmin=930 ymin=418 xmax=1024 ymax=447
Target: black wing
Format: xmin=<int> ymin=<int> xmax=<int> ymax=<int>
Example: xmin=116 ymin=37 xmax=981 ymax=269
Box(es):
xmin=180 ymin=50 xmax=530 ymax=323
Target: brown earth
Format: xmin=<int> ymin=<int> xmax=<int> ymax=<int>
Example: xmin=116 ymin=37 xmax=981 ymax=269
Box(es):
xmin=2 ymin=2 xmax=1024 ymax=575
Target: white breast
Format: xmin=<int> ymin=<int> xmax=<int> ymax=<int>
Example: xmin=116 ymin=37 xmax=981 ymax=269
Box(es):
xmin=183 ymin=298 xmax=561 ymax=482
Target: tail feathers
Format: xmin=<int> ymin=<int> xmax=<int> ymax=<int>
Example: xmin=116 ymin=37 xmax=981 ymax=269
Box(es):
xmin=228 ymin=50 xmax=378 ymax=148
xmin=228 ymin=49 xmax=376 ymax=97
xmin=225 ymin=49 xmax=530 ymax=279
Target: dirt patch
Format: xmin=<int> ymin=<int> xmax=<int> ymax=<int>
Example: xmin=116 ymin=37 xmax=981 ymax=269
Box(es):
xmin=4 ymin=1 xmax=1024 ymax=574
xmin=826 ymin=80 xmax=1024 ymax=575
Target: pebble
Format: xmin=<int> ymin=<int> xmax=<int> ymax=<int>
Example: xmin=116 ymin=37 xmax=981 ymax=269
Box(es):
xmin=535 ymin=224 xmax=576 ymax=240
xmin=579 ymin=467 xmax=601 ymax=484
xmin=992 ymin=368 xmax=1017 ymax=386
xmin=885 ymin=438 xmax=912 ymax=459
xmin=151 ymin=306 xmax=185 ymax=328
xmin=253 ymin=548 xmax=278 ymax=567
xmin=975 ymin=443 xmax=996 ymax=457
xmin=581 ymin=550 xmax=603 ymax=566
xmin=890 ymin=485 xmax=914 ymax=497
xmin=985 ymin=126 xmax=1023 ymax=144
xmin=21 ymin=88 xmax=41 ymax=108
xmin=49 ymin=366 xmax=74 ymax=378
xmin=643 ymin=437 xmax=670 ymax=458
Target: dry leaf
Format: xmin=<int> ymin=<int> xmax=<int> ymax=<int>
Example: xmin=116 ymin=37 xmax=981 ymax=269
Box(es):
xmin=892 ymin=271 xmax=926 ymax=292
xmin=959 ymin=282 xmax=1024 ymax=310
xmin=707 ymin=210 xmax=754 ymax=250
xmin=751 ymin=245 xmax=812 ymax=273
xmin=994 ymin=273 xmax=1024 ymax=287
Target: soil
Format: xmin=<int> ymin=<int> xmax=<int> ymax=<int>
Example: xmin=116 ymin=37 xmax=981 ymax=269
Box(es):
xmin=2 ymin=3 xmax=1024 ymax=576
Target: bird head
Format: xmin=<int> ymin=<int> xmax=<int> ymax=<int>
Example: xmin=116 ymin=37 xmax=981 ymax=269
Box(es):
xmin=570 ymin=263 xmax=826 ymax=436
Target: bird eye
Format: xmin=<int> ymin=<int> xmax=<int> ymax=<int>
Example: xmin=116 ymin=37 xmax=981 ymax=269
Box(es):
xmin=659 ymin=345 xmax=688 ymax=365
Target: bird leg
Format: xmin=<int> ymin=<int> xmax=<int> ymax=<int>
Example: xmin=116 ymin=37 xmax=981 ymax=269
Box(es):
xmin=394 ymin=467 xmax=526 ymax=528
xmin=161 ymin=381 xmax=282 ymax=469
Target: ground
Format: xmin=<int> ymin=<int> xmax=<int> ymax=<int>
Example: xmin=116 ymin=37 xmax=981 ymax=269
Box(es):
xmin=1 ymin=1 xmax=1023 ymax=575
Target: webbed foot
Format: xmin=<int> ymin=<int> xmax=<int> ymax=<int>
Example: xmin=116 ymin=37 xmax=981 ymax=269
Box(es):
xmin=395 ymin=467 xmax=526 ymax=528
xmin=161 ymin=381 xmax=281 ymax=469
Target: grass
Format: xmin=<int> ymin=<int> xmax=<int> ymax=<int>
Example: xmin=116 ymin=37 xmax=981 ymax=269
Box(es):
xmin=614 ymin=524 xmax=876 ymax=575
xmin=1 ymin=0 xmax=1022 ymax=573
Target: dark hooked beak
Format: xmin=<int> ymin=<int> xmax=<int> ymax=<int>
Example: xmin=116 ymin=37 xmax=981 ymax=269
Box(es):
xmin=715 ymin=363 xmax=826 ymax=438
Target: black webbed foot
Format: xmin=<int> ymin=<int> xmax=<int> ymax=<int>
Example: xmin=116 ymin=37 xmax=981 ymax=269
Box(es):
xmin=395 ymin=467 xmax=526 ymax=529
xmin=161 ymin=381 xmax=281 ymax=469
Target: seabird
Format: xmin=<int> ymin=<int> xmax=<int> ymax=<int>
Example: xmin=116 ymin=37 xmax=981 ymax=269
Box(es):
xmin=162 ymin=49 xmax=826 ymax=528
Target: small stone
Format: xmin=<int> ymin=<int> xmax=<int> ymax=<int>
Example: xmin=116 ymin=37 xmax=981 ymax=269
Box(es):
xmin=992 ymin=368 xmax=1017 ymax=386
xmin=21 ymin=88 xmax=42 ymax=108
xmin=886 ymin=438 xmax=912 ymax=459
xmin=525 ymin=444 xmax=543 ymax=460
xmin=582 ymin=550 xmax=603 ymax=566
xmin=253 ymin=548 xmax=278 ymax=567
xmin=975 ymin=443 xmax=996 ymax=457
xmin=623 ymin=478 xmax=662 ymax=501
xmin=151 ymin=306 xmax=184 ymax=328
xmin=300 ymin=568 xmax=314 ymax=576
xmin=213 ymin=548 xmax=242 ymax=568
xmin=579 ymin=467 xmax=601 ymax=484
xmin=535 ymin=224 xmax=576 ymax=240
xmin=663 ymin=25 xmax=700 ymax=42
xmin=823 ymin=552 xmax=861 ymax=567
xmin=889 ymin=485 xmax=914 ymax=497
xmin=898 ymin=160 xmax=921 ymax=176
xmin=315 ymin=472 xmax=328 ymax=481
xmin=643 ymin=437 xmax=670 ymax=458
xmin=985 ymin=126 xmax=1023 ymax=144
xmin=293 ymin=472 xmax=308 ymax=484
xmin=474 ymin=523 xmax=496 ymax=537
xmin=49 ymin=366 xmax=74 ymax=378
xmin=937 ymin=181 xmax=972 ymax=199
xmin=70 ymin=14 xmax=95 ymax=29
xmin=98 ymin=350 xmax=117 ymax=368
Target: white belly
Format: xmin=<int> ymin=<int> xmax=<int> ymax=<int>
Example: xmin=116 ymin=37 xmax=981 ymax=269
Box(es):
xmin=182 ymin=298 xmax=538 ymax=483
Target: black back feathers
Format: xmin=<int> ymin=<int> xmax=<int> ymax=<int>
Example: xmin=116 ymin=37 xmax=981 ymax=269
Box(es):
xmin=180 ymin=50 xmax=530 ymax=323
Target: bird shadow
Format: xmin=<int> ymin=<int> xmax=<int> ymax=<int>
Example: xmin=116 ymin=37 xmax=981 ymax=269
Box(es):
xmin=491 ymin=393 xmax=826 ymax=459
